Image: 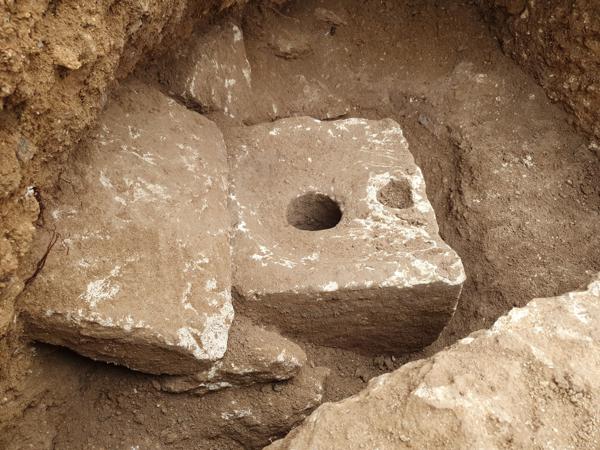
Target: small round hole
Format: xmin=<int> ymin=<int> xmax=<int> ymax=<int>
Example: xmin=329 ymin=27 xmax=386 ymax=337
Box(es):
xmin=287 ymin=192 xmax=342 ymax=231
xmin=377 ymin=178 xmax=413 ymax=209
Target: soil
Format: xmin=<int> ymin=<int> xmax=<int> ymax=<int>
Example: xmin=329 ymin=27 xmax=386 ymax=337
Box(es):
xmin=2 ymin=0 xmax=600 ymax=449
xmin=479 ymin=0 xmax=600 ymax=140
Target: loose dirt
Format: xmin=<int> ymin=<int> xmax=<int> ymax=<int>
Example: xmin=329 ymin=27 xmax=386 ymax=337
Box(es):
xmin=2 ymin=0 xmax=599 ymax=448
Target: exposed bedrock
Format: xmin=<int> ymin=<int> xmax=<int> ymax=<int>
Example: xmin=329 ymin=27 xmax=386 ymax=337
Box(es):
xmin=268 ymin=276 xmax=600 ymax=450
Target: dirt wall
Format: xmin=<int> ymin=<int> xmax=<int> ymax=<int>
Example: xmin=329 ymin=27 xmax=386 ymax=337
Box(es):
xmin=479 ymin=0 xmax=600 ymax=140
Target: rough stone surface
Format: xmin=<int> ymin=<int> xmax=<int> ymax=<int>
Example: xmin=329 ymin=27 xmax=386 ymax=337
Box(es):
xmin=243 ymin=9 xmax=350 ymax=121
xmin=266 ymin=22 xmax=313 ymax=60
xmin=268 ymin=276 xmax=600 ymax=450
xmin=0 ymin=0 xmax=247 ymax=349
xmin=228 ymin=117 xmax=465 ymax=353
xmin=159 ymin=12 xmax=350 ymax=124
xmin=159 ymin=19 xmax=254 ymax=121
xmin=159 ymin=317 xmax=306 ymax=395
xmin=18 ymin=80 xmax=233 ymax=375
xmin=479 ymin=0 xmax=600 ymax=140
xmin=216 ymin=366 xmax=330 ymax=449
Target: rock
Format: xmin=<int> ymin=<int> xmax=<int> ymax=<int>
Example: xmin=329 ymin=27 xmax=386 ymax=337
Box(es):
xmin=373 ymin=355 xmax=394 ymax=371
xmin=228 ymin=117 xmax=465 ymax=354
xmin=265 ymin=75 xmax=349 ymax=121
xmin=159 ymin=317 xmax=306 ymax=395
xmin=215 ymin=366 xmax=330 ymax=448
xmin=314 ymin=7 xmax=348 ymax=26
xmin=292 ymin=76 xmax=349 ymax=119
xmin=262 ymin=12 xmax=313 ymax=61
xmin=51 ymin=44 xmax=83 ymax=70
xmin=0 ymin=146 xmax=21 ymax=198
xmin=16 ymin=136 xmax=36 ymax=163
xmin=268 ymin=28 xmax=313 ymax=60
xmin=354 ymin=366 xmax=370 ymax=383
xmin=268 ymin=276 xmax=600 ymax=450
xmin=495 ymin=0 xmax=527 ymax=15
xmin=19 ymin=80 xmax=233 ymax=375
xmin=159 ymin=20 xmax=253 ymax=121
xmin=0 ymin=0 xmax=252 ymax=380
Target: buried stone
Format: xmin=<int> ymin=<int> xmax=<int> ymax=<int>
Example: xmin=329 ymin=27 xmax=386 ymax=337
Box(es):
xmin=158 ymin=317 xmax=307 ymax=395
xmin=228 ymin=116 xmax=465 ymax=354
xmin=19 ymin=80 xmax=233 ymax=375
xmin=159 ymin=19 xmax=253 ymax=121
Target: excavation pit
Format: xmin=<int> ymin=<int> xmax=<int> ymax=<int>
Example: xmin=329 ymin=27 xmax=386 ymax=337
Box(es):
xmin=5 ymin=0 xmax=600 ymax=446
xmin=228 ymin=116 xmax=465 ymax=354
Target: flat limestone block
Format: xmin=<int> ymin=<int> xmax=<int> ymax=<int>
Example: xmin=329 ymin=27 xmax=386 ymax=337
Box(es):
xmin=228 ymin=117 xmax=465 ymax=353
xmin=267 ymin=276 xmax=600 ymax=450
xmin=158 ymin=317 xmax=307 ymax=395
xmin=20 ymin=80 xmax=233 ymax=375
xmin=160 ymin=20 xmax=253 ymax=121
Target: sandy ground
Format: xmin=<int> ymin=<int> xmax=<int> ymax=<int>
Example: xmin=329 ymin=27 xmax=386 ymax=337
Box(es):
xmin=2 ymin=0 xmax=599 ymax=448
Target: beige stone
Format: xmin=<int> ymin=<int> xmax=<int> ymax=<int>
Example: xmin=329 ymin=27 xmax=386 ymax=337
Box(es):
xmin=260 ymin=74 xmax=350 ymax=121
xmin=159 ymin=317 xmax=307 ymax=395
xmin=160 ymin=20 xmax=253 ymax=121
xmin=285 ymin=76 xmax=349 ymax=120
xmin=268 ymin=276 xmax=600 ymax=450
xmin=216 ymin=366 xmax=330 ymax=449
xmin=228 ymin=117 xmax=465 ymax=354
xmin=267 ymin=28 xmax=313 ymax=60
xmin=314 ymin=7 xmax=348 ymax=26
xmin=19 ymin=80 xmax=233 ymax=375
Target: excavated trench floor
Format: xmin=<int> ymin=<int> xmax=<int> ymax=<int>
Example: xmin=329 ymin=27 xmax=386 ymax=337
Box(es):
xmin=4 ymin=1 xmax=600 ymax=448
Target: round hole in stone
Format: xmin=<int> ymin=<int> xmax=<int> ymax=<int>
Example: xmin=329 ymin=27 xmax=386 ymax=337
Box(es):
xmin=377 ymin=178 xmax=414 ymax=209
xmin=287 ymin=192 xmax=342 ymax=231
